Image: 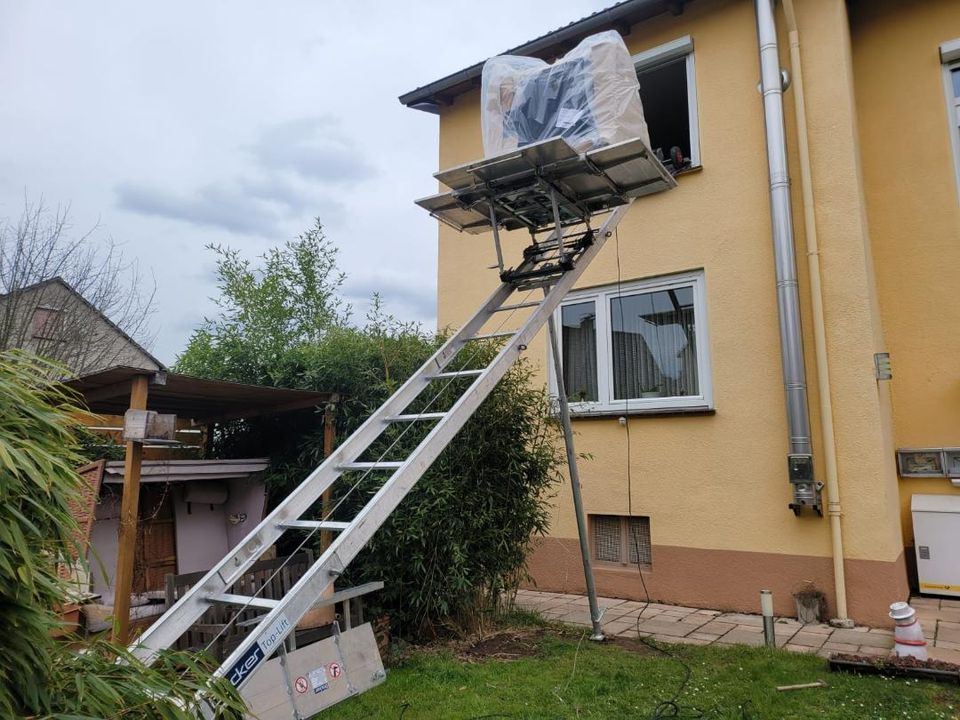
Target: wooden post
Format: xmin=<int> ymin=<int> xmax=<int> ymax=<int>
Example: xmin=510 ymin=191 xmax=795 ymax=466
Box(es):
xmin=112 ymin=375 xmax=150 ymax=644
xmin=320 ymin=401 xmax=336 ymax=551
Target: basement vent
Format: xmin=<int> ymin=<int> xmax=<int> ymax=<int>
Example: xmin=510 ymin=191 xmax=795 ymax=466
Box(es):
xmin=591 ymin=514 xmax=652 ymax=566
xmin=593 ymin=516 xmax=622 ymax=563
xmin=919 ymin=545 xmax=931 ymax=560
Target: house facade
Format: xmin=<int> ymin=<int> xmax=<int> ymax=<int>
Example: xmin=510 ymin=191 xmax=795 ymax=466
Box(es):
xmin=402 ymin=0 xmax=960 ymax=625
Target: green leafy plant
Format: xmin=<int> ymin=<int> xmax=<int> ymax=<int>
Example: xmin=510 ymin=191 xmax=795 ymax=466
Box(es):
xmin=177 ymin=227 xmax=564 ymax=638
xmin=0 ymin=350 xmax=244 ymax=719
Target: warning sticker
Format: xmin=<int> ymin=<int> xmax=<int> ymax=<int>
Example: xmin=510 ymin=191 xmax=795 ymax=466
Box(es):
xmin=308 ymin=666 xmax=330 ymax=694
xmin=327 ymin=662 xmax=342 ymax=680
xmin=294 ymin=676 xmax=308 ymax=694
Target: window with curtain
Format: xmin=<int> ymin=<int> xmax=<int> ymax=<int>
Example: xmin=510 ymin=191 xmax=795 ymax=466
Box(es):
xmin=554 ymin=271 xmax=711 ymax=413
xmin=561 ymin=301 xmax=598 ymax=402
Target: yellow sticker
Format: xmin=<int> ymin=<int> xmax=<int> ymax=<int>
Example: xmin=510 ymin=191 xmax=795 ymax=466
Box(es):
xmin=919 ymin=582 xmax=959 ymax=591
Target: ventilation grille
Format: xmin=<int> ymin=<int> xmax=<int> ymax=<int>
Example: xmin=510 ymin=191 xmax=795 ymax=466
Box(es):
xmin=919 ymin=545 xmax=931 ymax=560
xmin=627 ymin=516 xmax=652 ymax=565
xmin=593 ymin=516 xmax=622 ymax=563
xmin=591 ymin=514 xmax=652 ymax=566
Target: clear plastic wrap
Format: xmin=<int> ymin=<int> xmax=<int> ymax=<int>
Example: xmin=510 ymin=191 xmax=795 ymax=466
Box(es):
xmin=481 ymin=30 xmax=649 ymax=157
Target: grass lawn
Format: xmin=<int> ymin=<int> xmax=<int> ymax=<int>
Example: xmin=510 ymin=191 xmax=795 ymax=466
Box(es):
xmin=323 ymin=617 xmax=959 ymax=720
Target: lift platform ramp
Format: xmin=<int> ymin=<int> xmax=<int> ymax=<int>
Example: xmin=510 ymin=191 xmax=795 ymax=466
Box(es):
xmin=131 ymin=135 xmax=675 ymax=717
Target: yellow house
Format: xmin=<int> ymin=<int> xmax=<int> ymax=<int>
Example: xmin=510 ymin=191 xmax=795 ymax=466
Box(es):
xmin=400 ymin=0 xmax=960 ymax=626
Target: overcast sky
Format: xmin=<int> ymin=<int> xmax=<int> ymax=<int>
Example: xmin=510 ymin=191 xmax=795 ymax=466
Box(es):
xmin=0 ymin=0 xmax=610 ymax=364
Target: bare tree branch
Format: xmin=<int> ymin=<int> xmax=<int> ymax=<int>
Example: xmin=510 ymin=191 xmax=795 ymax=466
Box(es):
xmin=0 ymin=196 xmax=158 ymax=374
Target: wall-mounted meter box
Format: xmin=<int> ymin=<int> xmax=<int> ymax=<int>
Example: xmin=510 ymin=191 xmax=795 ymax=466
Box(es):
xmin=898 ymin=448 xmax=946 ymax=477
xmin=943 ymin=449 xmax=960 ymax=478
xmin=912 ymin=494 xmax=960 ymax=597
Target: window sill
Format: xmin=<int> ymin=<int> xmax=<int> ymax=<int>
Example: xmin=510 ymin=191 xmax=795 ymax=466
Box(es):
xmin=673 ymin=164 xmax=702 ymax=178
xmin=568 ymin=406 xmax=715 ymax=420
xmin=593 ymin=561 xmax=654 ymax=573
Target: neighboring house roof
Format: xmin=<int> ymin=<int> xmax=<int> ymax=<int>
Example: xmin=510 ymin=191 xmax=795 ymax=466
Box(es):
xmin=398 ymin=0 xmax=690 ymax=113
xmin=67 ymin=365 xmax=338 ymax=424
xmin=1 ymin=276 xmax=166 ymax=371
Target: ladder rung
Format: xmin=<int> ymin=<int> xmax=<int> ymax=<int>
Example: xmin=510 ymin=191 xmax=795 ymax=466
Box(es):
xmin=207 ymin=593 xmax=279 ymax=610
xmin=386 ymin=412 xmax=447 ymax=422
xmin=277 ymin=520 xmax=350 ymax=531
xmin=467 ymin=331 xmax=515 ymax=341
xmin=427 ymin=369 xmax=484 ymax=380
xmin=494 ymin=301 xmax=540 ymax=312
xmin=337 ymin=462 xmax=403 ymax=471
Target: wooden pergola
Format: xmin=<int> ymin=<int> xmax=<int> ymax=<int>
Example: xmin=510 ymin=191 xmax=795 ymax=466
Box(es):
xmin=67 ymin=366 xmax=338 ymax=644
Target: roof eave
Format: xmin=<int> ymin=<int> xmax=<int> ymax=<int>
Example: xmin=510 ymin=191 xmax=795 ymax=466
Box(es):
xmin=398 ymin=0 xmax=689 ymax=112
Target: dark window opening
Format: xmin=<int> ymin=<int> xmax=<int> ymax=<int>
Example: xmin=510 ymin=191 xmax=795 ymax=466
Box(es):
xmin=638 ymin=59 xmax=692 ymax=172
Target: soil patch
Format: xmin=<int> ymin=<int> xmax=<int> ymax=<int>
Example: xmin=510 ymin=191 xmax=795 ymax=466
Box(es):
xmin=604 ymin=635 xmax=659 ymax=657
xmin=831 ymin=653 xmax=960 ymax=673
xmin=461 ymin=628 xmax=546 ymax=661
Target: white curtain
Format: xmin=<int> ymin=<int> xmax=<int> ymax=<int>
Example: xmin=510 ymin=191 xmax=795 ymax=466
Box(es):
xmin=611 ymin=287 xmax=698 ymax=399
xmin=561 ymin=301 xmax=598 ymax=402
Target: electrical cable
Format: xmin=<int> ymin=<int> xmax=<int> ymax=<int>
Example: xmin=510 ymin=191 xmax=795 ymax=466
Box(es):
xmin=614 ymin=229 xmax=750 ymax=720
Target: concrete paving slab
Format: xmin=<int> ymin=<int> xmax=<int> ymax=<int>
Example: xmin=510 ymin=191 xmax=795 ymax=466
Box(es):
xmin=800 ymin=623 xmax=834 ymax=634
xmin=856 ymin=646 xmax=890 ymax=658
xmin=829 ymin=629 xmax=893 ymax=648
xmin=716 ymin=613 xmax=764 ymax=626
xmin=721 ymin=629 xmax=765 ymax=647
xmin=635 ymin=619 xmax=701 ymax=637
xmin=789 ymin=631 xmax=829 ymax=648
xmin=653 ymin=634 xmax=711 ymax=646
xmin=821 ymin=642 xmax=860 ymax=654
xmin=697 ymin=621 xmax=737 ymax=635
xmin=785 ymin=644 xmax=818 ymax=654
xmin=928 ymin=646 xmax=960 ymax=664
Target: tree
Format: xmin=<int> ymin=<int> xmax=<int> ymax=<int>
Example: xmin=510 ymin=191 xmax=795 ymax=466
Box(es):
xmin=0 ymin=350 xmax=243 ymax=718
xmin=0 ymin=197 xmax=157 ymax=374
xmin=178 ymin=227 xmax=564 ymax=636
xmin=178 ymin=218 xmax=347 ymax=384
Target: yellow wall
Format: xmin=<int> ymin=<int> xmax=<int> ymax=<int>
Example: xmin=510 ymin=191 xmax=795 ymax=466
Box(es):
xmin=435 ymin=0 xmax=908 ymax=575
xmin=850 ymin=0 xmax=960 ymax=546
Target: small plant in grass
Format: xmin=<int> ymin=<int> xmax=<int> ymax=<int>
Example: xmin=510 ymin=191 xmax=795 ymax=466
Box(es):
xmin=0 ymin=350 xmax=244 ymax=719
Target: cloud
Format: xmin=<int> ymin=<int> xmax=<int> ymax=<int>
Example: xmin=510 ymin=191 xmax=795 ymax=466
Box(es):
xmin=343 ymin=271 xmax=437 ymax=321
xmin=115 ymin=116 xmax=366 ymax=235
xmin=249 ymin=117 xmax=376 ymax=184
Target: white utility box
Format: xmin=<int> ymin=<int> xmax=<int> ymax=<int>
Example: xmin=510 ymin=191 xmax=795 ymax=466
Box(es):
xmin=912 ymin=494 xmax=960 ymax=597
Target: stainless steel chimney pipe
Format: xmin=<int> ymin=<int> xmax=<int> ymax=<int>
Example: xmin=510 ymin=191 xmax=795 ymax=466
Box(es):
xmin=755 ymin=0 xmax=820 ymax=513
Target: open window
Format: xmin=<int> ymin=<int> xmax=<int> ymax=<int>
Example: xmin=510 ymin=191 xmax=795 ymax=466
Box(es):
xmin=634 ymin=36 xmax=700 ymax=172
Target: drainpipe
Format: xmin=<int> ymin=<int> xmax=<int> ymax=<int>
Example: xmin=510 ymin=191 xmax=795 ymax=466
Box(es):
xmin=753 ymin=0 xmax=822 ymax=516
xmin=780 ymin=0 xmax=850 ymax=623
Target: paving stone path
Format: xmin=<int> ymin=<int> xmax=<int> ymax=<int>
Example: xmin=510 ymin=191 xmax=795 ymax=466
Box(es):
xmin=513 ymin=589 xmax=960 ymax=663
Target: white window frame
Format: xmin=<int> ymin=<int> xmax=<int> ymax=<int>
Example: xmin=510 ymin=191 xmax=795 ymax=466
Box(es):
xmin=633 ymin=35 xmax=701 ymax=169
xmin=941 ymin=39 xmax=960 ymax=203
xmin=549 ymin=270 xmax=713 ymax=415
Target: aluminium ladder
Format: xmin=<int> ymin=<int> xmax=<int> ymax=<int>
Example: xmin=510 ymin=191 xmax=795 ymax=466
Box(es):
xmin=132 ymin=135 xmax=675 ymax=701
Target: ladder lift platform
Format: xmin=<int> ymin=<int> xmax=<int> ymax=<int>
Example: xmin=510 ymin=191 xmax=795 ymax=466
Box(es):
xmin=416 ymin=136 xmax=674 ymax=234
xmin=132 ymin=135 xmax=675 ymax=718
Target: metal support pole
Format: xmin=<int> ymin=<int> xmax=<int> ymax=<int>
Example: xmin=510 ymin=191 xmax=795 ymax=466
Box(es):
xmin=489 ymin=206 xmax=504 ymax=273
xmin=761 ymin=589 xmax=776 ymax=648
xmin=546 ymin=312 xmax=604 ymax=641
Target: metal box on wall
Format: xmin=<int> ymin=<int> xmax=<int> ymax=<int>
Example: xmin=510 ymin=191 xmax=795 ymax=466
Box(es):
xmin=912 ymin=494 xmax=960 ymax=597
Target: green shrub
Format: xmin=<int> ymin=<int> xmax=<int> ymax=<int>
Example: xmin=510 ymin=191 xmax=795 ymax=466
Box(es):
xmin=177 ymin=227 xmax=564 ymax=637
xmin=0 ymin=350 xmax=244 ymax=718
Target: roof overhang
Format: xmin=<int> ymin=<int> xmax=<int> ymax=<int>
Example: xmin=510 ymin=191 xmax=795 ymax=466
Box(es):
xmin=398 ymin=0 xmax=690 ymax=114
xmin=66 ymin=366 xmax=337 ymax=425
xmin=102 ymin=458 xmax=270 ymax=484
